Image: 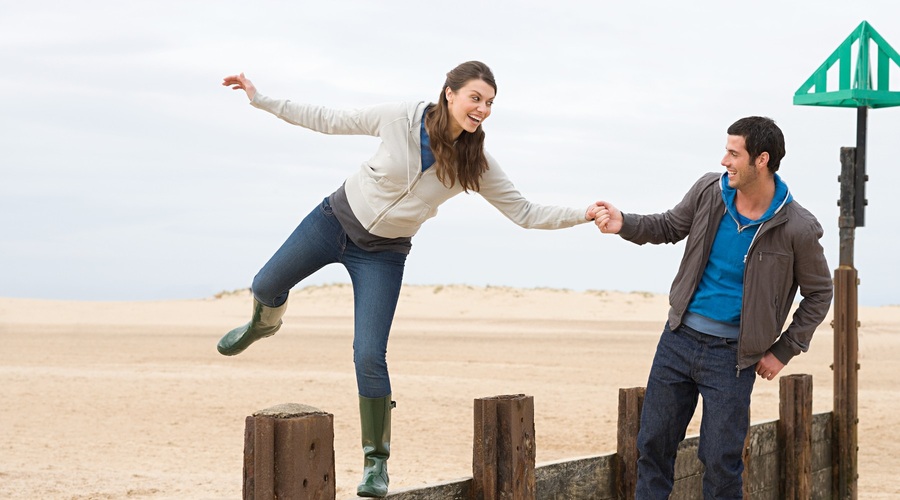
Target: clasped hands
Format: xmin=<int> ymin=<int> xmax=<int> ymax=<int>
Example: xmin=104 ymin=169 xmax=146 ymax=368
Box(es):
xmin=586 ymin=201 xmax=622 ymax=234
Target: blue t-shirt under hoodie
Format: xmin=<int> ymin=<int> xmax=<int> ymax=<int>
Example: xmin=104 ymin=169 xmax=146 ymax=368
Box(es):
xmin=682 ymin=173 xmax=793 ymax=339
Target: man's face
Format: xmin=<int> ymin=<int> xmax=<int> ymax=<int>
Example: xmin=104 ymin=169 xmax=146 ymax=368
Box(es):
xmin=721 ymin=135 xmax=761 ymax=190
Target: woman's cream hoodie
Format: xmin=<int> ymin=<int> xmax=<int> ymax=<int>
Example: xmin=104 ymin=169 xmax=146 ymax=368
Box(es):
xmin=251 ymin=94 xmax=587 ymax=238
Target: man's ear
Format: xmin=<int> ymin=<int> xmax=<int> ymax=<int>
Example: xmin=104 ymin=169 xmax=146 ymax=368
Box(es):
xmin=756 ymin=151 xmax=770 ymax=170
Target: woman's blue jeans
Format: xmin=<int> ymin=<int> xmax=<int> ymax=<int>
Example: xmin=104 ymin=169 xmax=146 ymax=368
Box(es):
xmin=250 ymin=198 xmax=407 ymax=399
xmin=635 ymin=323 xmax=756 ymax=500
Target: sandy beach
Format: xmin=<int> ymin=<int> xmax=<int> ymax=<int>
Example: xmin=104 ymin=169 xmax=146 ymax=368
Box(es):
xmin=2 ymin=284 xmax=898 ymax=499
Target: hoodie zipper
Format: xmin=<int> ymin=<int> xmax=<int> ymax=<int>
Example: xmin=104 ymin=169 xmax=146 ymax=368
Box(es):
xmin=366 ymin=172 xmax=423 ymax=232
xmin=365 ymin=113 xmax=421 ymax=233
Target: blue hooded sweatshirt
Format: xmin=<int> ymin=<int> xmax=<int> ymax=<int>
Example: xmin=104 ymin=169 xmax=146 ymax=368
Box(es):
xmin=681 ymin=172 xmax=793 ymax=339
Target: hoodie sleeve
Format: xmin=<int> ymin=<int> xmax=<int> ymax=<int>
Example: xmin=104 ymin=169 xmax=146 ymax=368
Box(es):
xmin=250 ymin=94 xmax=406 ymax=137
xmin=477 ymin=153 xmax=587 ymax=229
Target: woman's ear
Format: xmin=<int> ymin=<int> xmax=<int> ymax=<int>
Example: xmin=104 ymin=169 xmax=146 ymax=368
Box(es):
xmin=445 ymin=86 xmax=454 ymax=104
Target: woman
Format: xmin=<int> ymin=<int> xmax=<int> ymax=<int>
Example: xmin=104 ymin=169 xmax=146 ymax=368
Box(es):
xmin=220 ymin=61 xmax=597 ymax=497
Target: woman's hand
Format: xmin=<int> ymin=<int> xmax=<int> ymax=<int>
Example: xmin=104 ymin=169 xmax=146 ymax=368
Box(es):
xmin=584 ymin=201 xmax=602 ymax=221
xmin=222 ymin=72 xmax=257 ymax=101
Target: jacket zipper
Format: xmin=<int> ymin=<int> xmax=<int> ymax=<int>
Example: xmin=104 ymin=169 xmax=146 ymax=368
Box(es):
xmin=735 ymin=217 xmax=789 ymax=376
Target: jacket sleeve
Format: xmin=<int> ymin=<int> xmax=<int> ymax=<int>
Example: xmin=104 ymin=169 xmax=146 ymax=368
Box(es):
xmin=476 ymin=153 xmax=587 ymax=229
xmin=769 ymin=215 xmax=834 ymax=364
xmin=250 ymin=94 xmax=405 ymax=136
xmin=618 ymin=174 xmax=717 ymax=245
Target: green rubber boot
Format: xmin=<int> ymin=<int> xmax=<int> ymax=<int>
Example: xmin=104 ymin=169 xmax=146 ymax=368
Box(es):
xmin=356 ymin=395 xmax=394 ymax=498
xmin=216 ymin=297 xmax=287 ymax=356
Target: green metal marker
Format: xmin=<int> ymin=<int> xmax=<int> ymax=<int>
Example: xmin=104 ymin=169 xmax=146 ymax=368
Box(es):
xmin=793 ymin=20 xmax=900 ymax=500
xmin=795 ymin=20 xmax=900 ymax=109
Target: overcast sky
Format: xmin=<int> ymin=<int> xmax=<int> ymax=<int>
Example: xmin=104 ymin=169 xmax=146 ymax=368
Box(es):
xmin=2 ymin=0 xmax=899 ymax=306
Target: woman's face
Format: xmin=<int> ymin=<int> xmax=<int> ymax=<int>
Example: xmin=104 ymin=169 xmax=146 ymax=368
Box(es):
xmin=445 ymin=79 xmax=495 ymax=139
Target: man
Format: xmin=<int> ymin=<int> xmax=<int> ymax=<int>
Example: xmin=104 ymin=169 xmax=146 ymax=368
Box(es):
xmin=593 ymin=116 xmax=833 ymax=499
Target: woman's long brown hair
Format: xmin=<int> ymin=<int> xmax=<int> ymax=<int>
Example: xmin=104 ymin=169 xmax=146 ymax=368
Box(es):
xmin=425 ymin=61 xmax=496 ymax=193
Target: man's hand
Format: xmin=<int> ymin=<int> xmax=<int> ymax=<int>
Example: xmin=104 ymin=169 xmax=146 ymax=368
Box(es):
xmin=584 ymin=201 xmax=604 ymax=221
xmin=755 ymin=351 xmax=785 ymax=381
xmin=592 ymin=201 xmax=623 ymax=234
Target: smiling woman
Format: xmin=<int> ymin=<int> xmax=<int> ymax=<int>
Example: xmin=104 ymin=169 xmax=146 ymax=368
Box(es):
xmin=218 ymin=61 xmax=600 ymax=497
xmin=427 ymin=62 xmax=495 ymax=193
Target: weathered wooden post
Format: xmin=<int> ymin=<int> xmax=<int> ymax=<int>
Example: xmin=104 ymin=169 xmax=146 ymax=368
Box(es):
xmin=779 ymin=374 xmax=814 ymax=499
xmin=473 ymin=394 xmax=536 ymax=499
xmin=794 ymin=20 xmax=900 ymax=499
xmin=615 ymin=387 xmax=644 ymax=500
xmin=243 ymin=403 xmax=335 ymax=500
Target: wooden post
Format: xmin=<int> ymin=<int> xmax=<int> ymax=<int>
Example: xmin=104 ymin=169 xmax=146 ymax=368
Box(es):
xmin=833 ymin=267 xmax=859 ymax=500
xmin=615 ymin=387 xmax=644 ymax=499
xmin=473 ymin=394 xmax=536 ymax=500
xmin=243 ymin=403 xmax=335 ymax=500
xmin=779 ymin=374 xmax=813 ymax=499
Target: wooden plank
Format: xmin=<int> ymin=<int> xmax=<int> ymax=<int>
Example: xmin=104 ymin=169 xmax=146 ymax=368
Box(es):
xmin=382 ymin=478 xmax=472 ymax=500
xmin=670 ymin=472 xmax=702 ymax=500
xmin=749 ymin=483 xmax=780 ymax=500
xmin=508 ymin=395 xmax=536 ymax=498
xmin=372 ymin=405 xmax=835 ymax=500
xmin=832 ymin=267 xmax=859 ymax=499
xmin=243 ymin=416 xmax=256 ymax=499
xmin=245 ymin=415 xmax=275 ymax=500
xmin=615 ymin=387 xmax=644 ymax=499
xmin=747 ymin=421 xmax=779 ymax=456
xmin=812 ymin=413 xmax=834 ymax=474
xmin=812 ymin=413 xmax=835 ymax=499
xmin=811 ymin=468 xmax=833 ymax=500
xmin=473 ymin=397 xmax=497 ymax=499
xmin=746 ymin=422 xmax=780 ymax=500
xmin=473 ymin=395 xmax=535 ymax=500
xmin=274 ymin=413 xmax=335 ymax=500
xmin=243 ymin=404 xmax=334 ymax=500
xmin=780 ymin=374 xmax=813 ymax=499
xmin=536 ymin=455 xmax=616 ymax=500
xmin=673 ymin=437 xmax=703 ymax=480
xmin=746 ymin=451 xmax=779 ymax=496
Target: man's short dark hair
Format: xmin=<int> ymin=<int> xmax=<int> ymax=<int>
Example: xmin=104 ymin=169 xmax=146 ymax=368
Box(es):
xmin=727 ymin=116 xmax=786 ymax=173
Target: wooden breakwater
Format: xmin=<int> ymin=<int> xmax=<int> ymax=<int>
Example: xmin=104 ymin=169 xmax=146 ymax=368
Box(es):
xmin=241 ymin=374 xmax=832 ymax=499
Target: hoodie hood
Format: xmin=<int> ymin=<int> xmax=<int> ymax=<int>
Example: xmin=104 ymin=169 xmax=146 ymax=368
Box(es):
xmin=720 ymin=172 xmax=793 ymax=225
